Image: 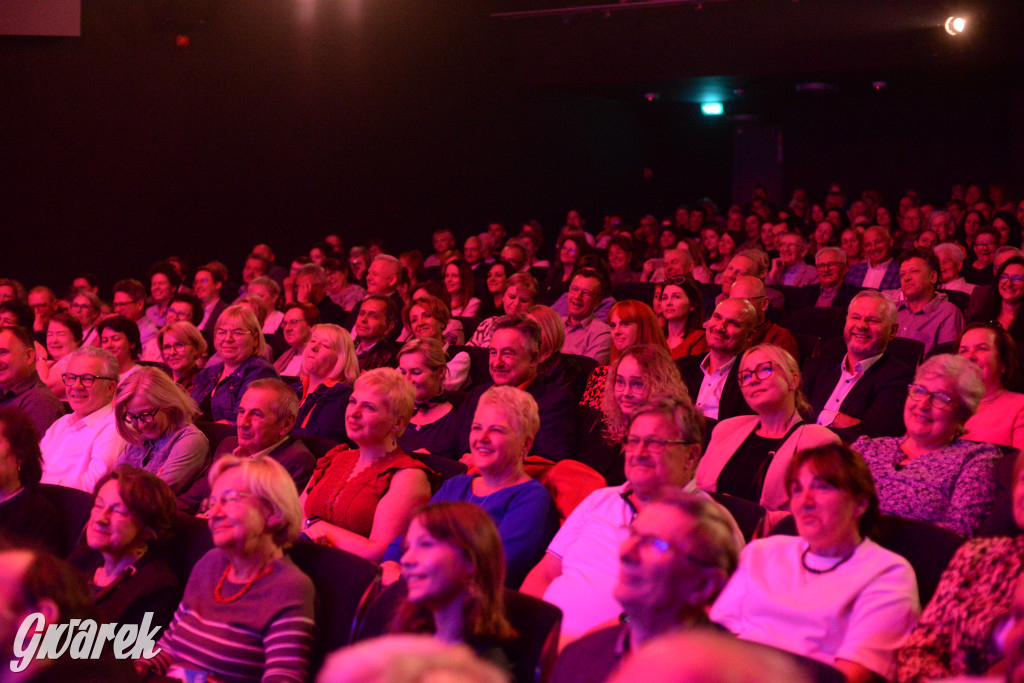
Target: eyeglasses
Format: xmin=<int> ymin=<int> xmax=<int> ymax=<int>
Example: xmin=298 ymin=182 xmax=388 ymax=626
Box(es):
xmin=69 ymin=302 xmax=94 ymax=311
xmin=624 ymin=435 xmax=694 ymax=455
xmin=199 ymin=490 xmax=258 ymax=514
xmin=613 ymin=376 xmax=646 ymax=394
xmin=625 ymin=528 xmax=718 ymax=567
xmin=907 ymin=383 xmax=955 ymax=409
xmin=62 ymin=373 xmax=116 ymax=387
xmin=123 ymin=408 xmax=160 ymax=427
xmin=568 ymin=285 xmax=597 ymax=300
xmin=999 ymin=274 xmax=1024 ymax=285
xmin=816 ymin=261 xmax=843 ymax=270
xmin=162 ymin=341 xmax=190 ymax=354
xmin=215 ymin=328 xmax=252 ymax=340
xmin=738 ymin=361 xmax=777 ymax=387
xmin=113 ymin=299 xmax=140 ymax=308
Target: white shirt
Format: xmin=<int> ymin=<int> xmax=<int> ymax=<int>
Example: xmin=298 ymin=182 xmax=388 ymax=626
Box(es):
xmin=816 ymin=353 xmax=883 ymax=427
xmin=862 ymin=258 xmax=895 ymax=290
xmin=695 ymin=354 xmax=737 ymax=421
xmin=40 ymin=404 xmax=127 ymax=492
xmin=263 ymin=309 xmax=285 ymax=336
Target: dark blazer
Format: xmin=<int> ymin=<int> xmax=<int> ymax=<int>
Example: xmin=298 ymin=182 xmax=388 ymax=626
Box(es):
xmin=788 ymin=282 xmax=861 ymax=312
xmin=198 ymin=299 xmax=229 ymax=349
xmin=845 ymin=260 xmax=900 ymax=290
xmin=316 ymin=296 xmax=348 ymax=326
xmin=68 ymin=547 xmax=182 ymax=631
xmin=676 ymin=353 xmax=754 ymax=438
xmin=802 ymin=339 xmax=914 ymax=441
xmin=356 ymin=339 xmax=401 ymax=372
xmin=291 ymin=380 xmax=353 ymax=445
xmin=457 ymin=376 xmax=578 ymax=462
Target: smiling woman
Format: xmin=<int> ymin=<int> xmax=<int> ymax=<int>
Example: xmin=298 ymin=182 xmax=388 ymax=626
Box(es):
xmin=291 ymin=323 xmax=358 ymax=444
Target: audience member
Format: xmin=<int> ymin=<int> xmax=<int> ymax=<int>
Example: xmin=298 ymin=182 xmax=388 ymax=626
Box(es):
xmin=933 ymin=242 xmax=975 ymax=295
xmin=893 ymin=247 xmax=964 ymax=354
xmin=396 ymin=338 xmax=461 ymax=461
xmin=660 ymin=276 xmax=707 ymax=359
xmin=295 ymin=263 xmax=347 ymax=326
xmin=729 ymin=275 xmax=800 ymax=362
xmin=0 ymin=325 xmax=64 ymax=436
xmin=562 ymin=268 xmax=611 ymax=364
xmin=0 ymin=407 xmax=62 ymax=553
xmin=38 ymin=311 xmax=81 ymax=399
xmin=467 ymin=271 xmax=539 ymax=349
xmin=68 ymin=289 xmax=104 ymax=347
xmin=767 ymin=232 xmax=819 ymax=286
xmin=970 ymin=255 xmax=1024 ymax=343
xmin=293 ymin=323 xmax=358 ymax=444
xmin=158 ymin=321 xmax=207 ymax=392
xmin=192 ymin=261 xmax=230 ymax=347
xmin=248 ymin=275 xmax=285 ymax=336
xmin=793 ymin=246 xmax=860 ymax=309
xmin=274 ymin=302 xmax=318 ymax=376
xmin=112 ymin=278 xmax=159 ymax=345
xmin=957 ymin=322 xmax=1024 ymax=449
xmin=401 ymin=295 xmax=470 ymax=391
xmin=317 ymin=635 xmax=508 ymax=683
xmin=27 ymin=286 xmax=58 ymax=345
xmin=580 ymin=300 xmax=667 ymax=410
xmin=97 ymin=315 xmax=141 ymax=381
xmin=353 ymin=295 xmax=402 ymax=371
xmin=845 ymin=226 xmax=901 ymax=290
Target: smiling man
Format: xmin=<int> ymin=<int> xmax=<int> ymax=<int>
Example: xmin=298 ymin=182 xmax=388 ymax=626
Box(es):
xmin=39 ymin=347 xmax=126 ymax=492
xmin=520 ymin=397 xmax=742 ymax=645
xmin=767 ymin=232 xmax=819 ymax=287
xmin=803 ymin=291 xmax=914 ymax=441
xmin=353 ymin=295 xmax=401 ymax=371
xmin=893 ymin=247 xmax=964 ymax=354
xmin=0 ymin=325 xmax=64 ymax=435
xmin=846 ymin=226 xmax=901 ymax=290
xmin=562 ymin=268 xmax=611 ymax=364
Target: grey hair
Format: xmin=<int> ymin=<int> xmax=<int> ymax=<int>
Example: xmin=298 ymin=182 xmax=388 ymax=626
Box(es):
xmin=67 ymin=346 xmax=119 ymax=385
xmin=734 ymin=249 xmax=769 ymax=278
xmin=246 ymin=378 xmax=300 ymax=421
xmin=478 ymin=385 xmax=540 ymax=443
xmin=297 ymin=264 xmax=328 ymax=287
xmin=915 ymin=354 xmax=985 ymax=423
xmin=848 ymin=290 xmax=898 ymax=333
xmin=249 ymin=276 xmax=281 ymax=302
xmin=814 ymin=246 xmax=847 ymax=265
xmin=649 ymin=489 xmax=739 ymax=580
xmin=933 ymin=242 xmax=966 ymax=267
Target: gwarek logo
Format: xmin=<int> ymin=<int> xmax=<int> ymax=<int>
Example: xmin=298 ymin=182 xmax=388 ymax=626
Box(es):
xmin=10 ymin=612 xmax=161 ymax=672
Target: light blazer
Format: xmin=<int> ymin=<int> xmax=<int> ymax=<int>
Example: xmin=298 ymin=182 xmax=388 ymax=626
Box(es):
xmin=696 ymin=412 xmax=841 ymax=511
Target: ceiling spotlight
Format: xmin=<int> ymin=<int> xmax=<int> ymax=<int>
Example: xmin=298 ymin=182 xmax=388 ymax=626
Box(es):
xmin=945 ymin=16 xmax=966 ymax=35
xmin=701 ymin=103 xmax=724 ymax=116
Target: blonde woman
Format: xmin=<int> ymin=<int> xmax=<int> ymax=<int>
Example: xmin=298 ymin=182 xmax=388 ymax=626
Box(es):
xmin=293 ymin=323 xmax=359 ymax=444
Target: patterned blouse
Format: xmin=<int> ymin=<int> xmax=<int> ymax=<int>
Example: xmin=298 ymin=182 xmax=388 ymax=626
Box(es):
xmin=580 ymin=365 xmax=610 ymax=410
xmin=895 ymin=536 xmax=1024 ymax=682
xmin=853 ymin=436 xmax=1002 ymax=538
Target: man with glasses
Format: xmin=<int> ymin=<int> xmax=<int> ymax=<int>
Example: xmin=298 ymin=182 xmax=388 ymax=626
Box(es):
xmin=39 ymin=347 xmax=125 ymax=492
xmin=767 ymin=232 xmax=819 ymax=287
xmin=803 ymin=291 xmax=914 ymax=441
xmin=0 ymin=325 xmax=64 ymax=435
xmin=562 ymin=268 xmax=612 ymax=363
xmin=790 ymin=246 xmax=859 ymax=310
xmin=273 ymin=303 xmax=318 ymax=376
xmin=893 ymin=248 xmax=964 ymax=355
xmin=552 ymin=490 xmax=740 ymax=683
xmin=521 ymin=397 xmax=742 ymax=645
xmin=112 ymin=278 xmax=159 ymax=345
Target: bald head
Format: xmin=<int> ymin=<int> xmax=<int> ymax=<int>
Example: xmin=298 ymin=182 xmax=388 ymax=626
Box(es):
xmin=729 ymin=276 xmax=769 ymax=320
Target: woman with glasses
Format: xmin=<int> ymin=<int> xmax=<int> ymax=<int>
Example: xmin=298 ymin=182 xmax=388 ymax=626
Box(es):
xmin=711 ymin=443 xmax=920 ymax=683
xmin=853 ymin=355 xmax=1001 ymax=537
xmin=964 ymin=226 xmax=1001 ymax=286
xmin=580 ymin=301 xmax=668 ymax=410
xmin=114 ymin=366 xmax=209 ymax=495
xmin=137 ymin=455 xmax=315 ymax=682
xmin=190 ymin=305 xmax=279 ymax=423
xmin=98 ymin=315 xmax=141 ymax=382
xmin=157 ymin=321 xmax=207 ymax=392
xmin=970 ymin=256 xmax=1024 ymax=343
xmin=38 ymin=312 xmax=82 ymax=399
xmin=70 ymin=465 xmax=181 ymax=630
xmin=957 ymin=322 xmax=1024 ymax=449
xmin=696 ymin=344 xmax=840 ymax=514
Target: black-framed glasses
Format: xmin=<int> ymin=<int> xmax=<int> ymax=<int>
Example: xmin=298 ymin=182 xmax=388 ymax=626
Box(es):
xmin=162 ymin=341 xmax=189 ymax=354
xmin=738 ymin=361 xmax=776 ymax=387
xmin=199 ymin=490 xmax=258 ymax=514
xmin=623 ymin=435 xmax=694 ymax=455
xmin=62 ymin=373 xmax=116 ymax=388
xmin=123 ymin=408 xmax=160 ymax=427
xmin=613 ymin=376 xmax=646 ymax=393
xmin=999 ymin=273 xmax=1024 ymax=285
xmin=907 ymin=383 xmax=955 ymax=409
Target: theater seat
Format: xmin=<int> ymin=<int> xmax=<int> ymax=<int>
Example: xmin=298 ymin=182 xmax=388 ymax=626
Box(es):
xmin=449 ymin=344 xmax=492 ymax=389
xmin=709 ymin=492 xmax=766 ymax=543
xmin=294 ymin=433 xmax=341 ymax=461
xmin=194 ymin=420 xmax=239 ymax=456
xmin=784 ymin=306 xmax=847 ymax=344
xmin=39 ymin=483 xmax=95 ymax=557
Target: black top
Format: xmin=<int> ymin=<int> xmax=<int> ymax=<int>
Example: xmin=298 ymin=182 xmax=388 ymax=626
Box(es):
xmin=0 ymin=486 xmax=64 ymax=555
xmin=716 ymin=432 xmax=785 ymax=502
xmin=398 ymin=406 xmax=462 ymax=461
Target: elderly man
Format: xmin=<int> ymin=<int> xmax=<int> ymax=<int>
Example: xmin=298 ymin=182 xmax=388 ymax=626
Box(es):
xmin=643 ymin=248 xmax=692 ymax=283
xmin=353 ymin=295 xmax=401 ymax=371
xmin=39 ymin=347 xmax=125 ymax=492
xmin=457 ymin=316 xmax=576 ymax=462
xmin=729 ymin=276 xmax=800 ymax=362
xmin=27 ymin=286 xmax=58 ymax=345
xmin=933 ymin=243 xmax=975 ymax=296
xmin=0 ymin=326 xmax=64 ymax=435
xmin=562 ymin=268 xmax=612 ymax=363
xmin=715 ymin=249 xmax=785 ymax=315
xmin=677 ymin=299 xmax=757 ymax=429
xmin=802 ymin=291 xmax=914 ymax=441
xmin=112 ymin=278 xmax=159 ymax=345
xmin=893 ymin=247 xmax=963 ymax=354
xmin=178 ymin=378 xmax=315 ymax=513
xmin=521 ymin=398 xmax=742 ymax=643
xmin=193 ymin=261 xmax=230 ymax=347
xmin=364 ymin=254 xmax=405 ymax=316
xmin=238 ymin=251 xmax=271 ymax=298
xmin=499 ymin=239 xmax=530 ymax=273
xmin=846 ymin=226 xmax=900 ymax=290
xmin=552 ymin=490 xmax=740 ymax=683
xmin=294 ymin=263 xmax=346 ymax=325
xmin=767 ymin=232 xmax=819 ymax=287
xmin=791 ymin=246 xmax=860 ymax=310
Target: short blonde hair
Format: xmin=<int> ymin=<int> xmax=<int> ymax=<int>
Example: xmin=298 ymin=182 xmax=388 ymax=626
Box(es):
xmin=477 ymin=385 xmax=540 ymax=443
xmin=739 ymin=344 xmax=810 ymax=415
xmin=158 ymin=321 xmax=208 ymax=359
xmin=527 ymin=305 xmax=564 ymax=362
xmin=215 ymin=304 xmax=267 ymax=358
xmin=305 ymin=324 xmax=359 ymax=384
xmin=209 ymin=454 xmax=303 ymax=548
xmin=114 ymin=366 xmax=200 ymax=446
xmin=398 ymin=338 xmax=448 ymax=379
xmin=354 ymin=367 xmax=416 ymax=437
xmin=915 ymin=354 xmax=984 ymax=424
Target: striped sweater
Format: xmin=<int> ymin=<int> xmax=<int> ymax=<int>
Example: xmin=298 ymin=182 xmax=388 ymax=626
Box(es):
xmin=147 ymin=549 xmax=315 ymax=683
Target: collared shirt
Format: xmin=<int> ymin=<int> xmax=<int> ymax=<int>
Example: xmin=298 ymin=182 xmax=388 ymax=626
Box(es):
xmin=817 ymin=353 xmax=884 ymax=426
xmin=768 ymin=261 xmax=820 ymax=287
xmin=895 ymin=292 xmax=964 ymax=355
xmin=862 ymin=258 xmax=895 ymax=290
xmin=40 ymin=403 xmax=126 ymax=492
xmin=695 ymin=354 xmax=738 ymax=421
xmin=199 ymin=299 xmax=220 ymax=330
xmin=234 ymin=436 xmax=288 ymax=459
xmin=562 ymin=315 xmax=611 ymax=364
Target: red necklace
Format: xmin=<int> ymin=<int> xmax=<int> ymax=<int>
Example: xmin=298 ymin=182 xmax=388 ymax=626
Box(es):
xmin=214 ymin=562 xmax=273 ymax=603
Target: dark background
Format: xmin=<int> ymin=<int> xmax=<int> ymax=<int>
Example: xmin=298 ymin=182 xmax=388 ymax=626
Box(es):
xmin=2 ymin=0 xmax=1022 ymax=293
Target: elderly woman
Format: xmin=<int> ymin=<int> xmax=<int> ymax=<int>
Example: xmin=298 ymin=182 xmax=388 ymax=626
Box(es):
xmin=400 ymin=296 xmax=470 ymax=392
xmin=468 ymin=272 xmax=539 ymax=349
xmin=970 ymin=256 xmax=1024 ymax=341
xmin=660 ymin=276 xmax=707 ymax=360
xmin=397 ymin=338 xmax=461 ymax=461
xmin=69 ymin=289 xmax=103 ymax=347
xmin=933 ymin=242 xmax=975 ymax=295
xmin=138 ymin=455 xmax=315 ymax=682
xmin=114 ymin=366 xmax=210 ymax=495
xmin=443 ymin=259 xmax=481 ymax=318
xmin=293 ymin=323 xmax=358 ymax=444
xmin=190 ymin=305 xmax=280 ymax=423
xmin=39 ymin=312 xmax=82 ymax=399
xmin=158 ymin=321 xmax=207 ymax=392
xmin=711 ymin=443 xmax=920 ymax=683
xmin=853 ymin=354 xmax=1002 ymax=537
xmin=324 ymin=257 xmax=366 ymax=312
xmin=696 ymin=344 xmax=840 ymax=512
xmin=69 ymin=465 xmax=181 ymax=628
xmin=300 ymin=368 xmax=433 ymax=562
xmin=965 ymin=226 xmax=1000 ymax=286
xmin=895 ymin=455 xmax=1024 ymax=682
xmin=98 ymin=315 xmax=141 ymax=381
xmin=381 ymin=386 xmax=559 ymax=589
xmin=0 ymin=407 xmax=63 ymax=554
xmin=958 ymin=322 xmax=1024 ymax=449
xmin=580 ymin=301 xmax=668 ymax=410
xmin=392 ymin=502 xmax=516 ymax=668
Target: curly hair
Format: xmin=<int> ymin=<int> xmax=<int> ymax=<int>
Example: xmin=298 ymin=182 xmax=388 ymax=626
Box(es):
xmin=602 ymin=344 xmax=689 ymax=443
